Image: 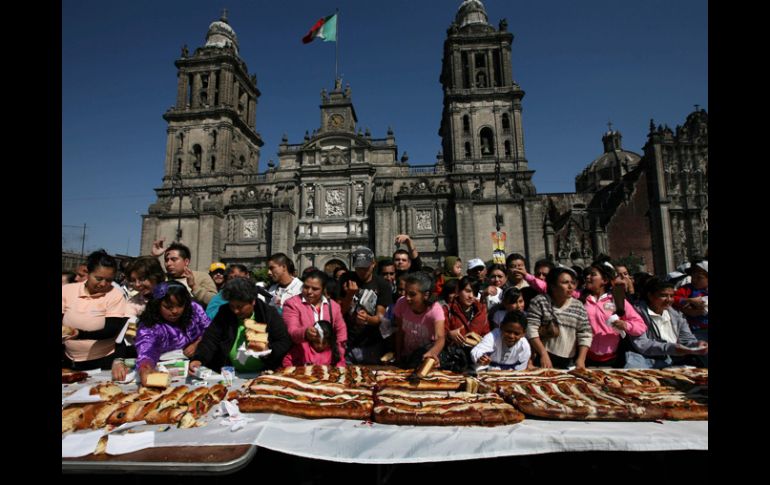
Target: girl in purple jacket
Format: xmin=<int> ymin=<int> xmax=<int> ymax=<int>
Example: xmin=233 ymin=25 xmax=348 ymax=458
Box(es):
xmin=131 ymin=281 xmax=211 ymax=386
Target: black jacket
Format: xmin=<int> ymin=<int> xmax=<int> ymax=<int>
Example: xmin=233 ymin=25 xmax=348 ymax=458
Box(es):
xmin=192 ymin=300 xmax=290 ymax=371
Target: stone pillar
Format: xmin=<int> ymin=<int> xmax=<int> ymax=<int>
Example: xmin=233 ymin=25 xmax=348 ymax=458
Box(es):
xmin=248 ymin=98 xmax=257 ymax=128
xmin=502 ymin=45 xmax=513 ymax=86
xmin=220 ymin=68 xmax=233 ymax=106
xmin=195 ymin=214 xmax=219 ymax=272
xmin=512 ymin=98 xmax=525 ymax=162
xmin=140 ymin=216 xmax=159 ymax=256
xmin=232 ymin=81 xmax=240 ymax=112
xmin=164 ymin=128 xmax=175 ymax=177
xmin=191 ymin=73 xmax=202 ymax=109
xmin=405 ymin=207 xmax=412 ymax=235
xmin=452 ymin=50 xmax=462 ymax=89
xmin=454 ymin=201 xmax=477 ymax=263
xmin=373 ymin=203 xmax=393 ymax=258
xmin=176 ymin=70 xmax=188 ymax=108
xmin=524 ymin=200 xmax=550 ymax=263
xmin=222 ymin=127 xmax=233 ymax=171
xmin=207 ymin=71 xmax=217 ymax=107
xmin=270 ymin=208 xmax=295 ymax=259
xmin=486 ymin=50 xmax=493 ymax=87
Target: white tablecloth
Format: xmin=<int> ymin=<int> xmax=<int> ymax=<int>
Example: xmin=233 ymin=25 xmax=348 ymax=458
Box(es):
xmin=62 ymin=372 xmax=708 ymax=463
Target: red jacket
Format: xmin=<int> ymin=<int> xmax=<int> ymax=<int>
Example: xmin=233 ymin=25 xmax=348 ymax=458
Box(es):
xmin=444 ymin=300 xmax=489 ymax=337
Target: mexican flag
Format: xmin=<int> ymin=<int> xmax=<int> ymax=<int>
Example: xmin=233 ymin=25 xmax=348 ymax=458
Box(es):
xmin=302 ymin=13 xmax=337 ymax=44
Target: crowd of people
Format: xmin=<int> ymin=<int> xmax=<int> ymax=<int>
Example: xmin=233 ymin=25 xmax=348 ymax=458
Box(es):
xmin=61 ymin=234 xmax=708 ymax=384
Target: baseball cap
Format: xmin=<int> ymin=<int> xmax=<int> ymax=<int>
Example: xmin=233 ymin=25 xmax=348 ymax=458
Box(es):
xmin=209 ymin=262 xmax=226 ymax=273
xmin=351 ymin=247 xmax=375 ymax=268
xmin=467 ymin=258 xmax=485 ymax=271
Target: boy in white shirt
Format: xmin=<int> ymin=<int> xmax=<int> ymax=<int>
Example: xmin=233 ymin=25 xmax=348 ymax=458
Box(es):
xmin=471 ymin=310 xmax=531 ymax=371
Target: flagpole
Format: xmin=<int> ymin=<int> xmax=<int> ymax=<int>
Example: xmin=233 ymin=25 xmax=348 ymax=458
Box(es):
xmin=335 ymin=8 xmax=339 ymax=83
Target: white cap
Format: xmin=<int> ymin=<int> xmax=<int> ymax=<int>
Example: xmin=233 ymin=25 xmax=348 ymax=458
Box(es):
xmin=666 ymin=271 xmax=685 ymax=281
xmin=695 ymin=260 xmax=708 ymax=273
xmin=467 ymin=258 xmax=485 ymax=270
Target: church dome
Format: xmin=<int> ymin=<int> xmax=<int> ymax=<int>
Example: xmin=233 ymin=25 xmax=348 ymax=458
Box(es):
xmin=456 ymin=0 xmax=489 ymax=27
xmin=205 ymin=11 xmax=239 ymax=55
xmin=575 ymin=130 xmax=641 ymax=192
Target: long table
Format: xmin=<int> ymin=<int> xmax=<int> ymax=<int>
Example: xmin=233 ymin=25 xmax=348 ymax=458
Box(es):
xmin=61 ymin=370 xmax=707 ymax=471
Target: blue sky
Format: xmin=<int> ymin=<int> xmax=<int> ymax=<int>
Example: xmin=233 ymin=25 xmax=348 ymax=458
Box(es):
xmin=62 ymin=0 xmax=707 ymax=257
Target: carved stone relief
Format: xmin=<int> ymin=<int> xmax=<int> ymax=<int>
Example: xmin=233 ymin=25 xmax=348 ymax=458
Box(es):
xmin=322 ymin=147 xmax=349 ymax=165
xmin=416 ymin=210 xmax=432 ymax=231
xmin=306 ymin=186 xmax=315 ymax=216
xmin=325 ymin=188 xmax=346 ymax=217
xmin=243 ymin=218 xmax=259 ymax=239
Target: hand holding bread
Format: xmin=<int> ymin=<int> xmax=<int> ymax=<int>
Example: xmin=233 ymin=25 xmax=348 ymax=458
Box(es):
xmin=62 ymin=325 xmax=78 ymax=341
xmin=244 ymin=319 xmax=269 ymax=352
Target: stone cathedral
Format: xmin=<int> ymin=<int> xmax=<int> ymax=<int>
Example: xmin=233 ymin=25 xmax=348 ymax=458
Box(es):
xmin=141 ymin=1 xmax=708 ymax=276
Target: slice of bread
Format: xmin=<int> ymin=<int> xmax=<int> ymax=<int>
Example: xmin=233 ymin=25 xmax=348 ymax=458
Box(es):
xmin=244 ymin=321 xmax=267 ymax=333
xmin=145 ymin=372 xmax=171 ymax=388
xmin=464 ymin=332 xmax=483 ymax=347
xmin=247 ymin=332 xmax=269 ymax=343
xmin=248 ymin=341 xmax=268 ymax=352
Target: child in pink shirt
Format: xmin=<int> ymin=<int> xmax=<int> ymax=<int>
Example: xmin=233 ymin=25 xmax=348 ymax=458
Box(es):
xmin=393 ymin=272 xmax=446 ymax=365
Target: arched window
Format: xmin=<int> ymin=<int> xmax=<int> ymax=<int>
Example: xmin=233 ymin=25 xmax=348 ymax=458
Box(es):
xmin=177 ymin=132 xmax=184 ymax=152
xmin=210 ymin=156 xmax=216 ymax=172
xmin=504 ymin=140 xmax=511 ymax=158
xmin=464 ymin=142 xmax=472 ymax=158
xmin=176 ymin=158 xmax=183 ymax=174
xmin=480 ymin=127 xmax=494 ymax=156
xmin=238 ymin=91 xmax=247 ymax=115
xmin=463 ymin=115 xmax=470 ymax=133
xmin=200 ymin=74 xmax=209 ymax=106
xmin=193 ymin=144 xmax=202 ymax=172
xmin=502 ymin=114 xmax=510 ymax=132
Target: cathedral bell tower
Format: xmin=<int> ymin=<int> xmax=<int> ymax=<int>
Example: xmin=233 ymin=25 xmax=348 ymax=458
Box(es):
xmin=142 ymin=11 xmax=266 ymax=268
xmin=161 ymin=10 xmax=263 ymax=186
xmin=439 ymin=0 xmax=529 ymax=177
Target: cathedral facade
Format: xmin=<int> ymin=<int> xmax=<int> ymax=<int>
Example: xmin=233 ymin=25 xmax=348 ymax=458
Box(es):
xmin=141 ymin=1 xmax=707 ymax=276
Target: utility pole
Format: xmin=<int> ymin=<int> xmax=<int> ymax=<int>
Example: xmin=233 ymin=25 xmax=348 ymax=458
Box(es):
xmin=81 ymin=223 xmax=87 ymax=257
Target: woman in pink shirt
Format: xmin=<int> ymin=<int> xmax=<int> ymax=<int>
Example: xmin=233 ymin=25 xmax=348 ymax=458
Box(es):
xmin=282 ymin=270 xmax=347 ymax=367
xmin=581 ymin=259 xmax=646 ymax=367
xmin=62 ymin=250 xmax=128 ymax=370
xmin=282 ymin=319 xmax=341 ymax=367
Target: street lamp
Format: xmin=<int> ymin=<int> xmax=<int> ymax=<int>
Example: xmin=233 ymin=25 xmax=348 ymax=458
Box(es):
xmin=172 ymin=174 xmax=183 ymax=241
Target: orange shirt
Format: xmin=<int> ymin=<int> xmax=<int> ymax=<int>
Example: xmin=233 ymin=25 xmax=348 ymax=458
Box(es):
xmin=62 ymin=282 xmax=127 ymax=362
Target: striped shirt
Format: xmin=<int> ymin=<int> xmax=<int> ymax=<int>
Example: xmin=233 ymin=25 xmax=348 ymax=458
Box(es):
xmin=526 ymin=294 xmax=593 ymax=359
